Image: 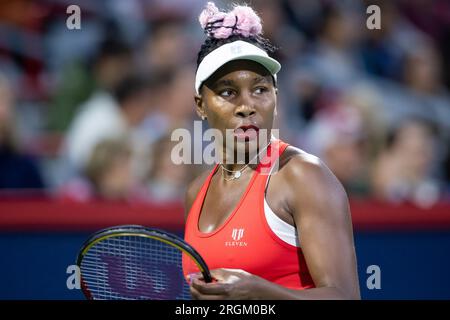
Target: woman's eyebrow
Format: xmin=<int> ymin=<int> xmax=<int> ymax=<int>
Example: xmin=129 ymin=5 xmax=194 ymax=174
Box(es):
xmin=211 ymin=76 xmax=271 ymax=89
xmin=212 ymin=79 xmax=235 ymax=88
xmin=253 ymin=76 xmax=271 ymax=84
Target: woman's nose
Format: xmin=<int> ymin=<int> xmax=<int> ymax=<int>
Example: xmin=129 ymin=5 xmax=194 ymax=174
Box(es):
xmin=235 ymin=105 xmax=256 ymax=118
xmin=234 ymin=94 xmax=256 ymax=118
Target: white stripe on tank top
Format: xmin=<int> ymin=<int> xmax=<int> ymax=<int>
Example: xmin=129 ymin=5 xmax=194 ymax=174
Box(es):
xmin=264 ymin=148 xmax=300 ymax=247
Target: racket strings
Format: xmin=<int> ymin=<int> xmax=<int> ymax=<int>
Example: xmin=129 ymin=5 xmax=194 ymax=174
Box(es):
xmin=80 ymin=235 xmax=192 ymax=300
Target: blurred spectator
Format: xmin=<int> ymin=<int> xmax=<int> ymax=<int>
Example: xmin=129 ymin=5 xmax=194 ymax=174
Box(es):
xmin=402 ymin=42 xmax=446 ymax=97
xmin=163 ymin=64 xmax=197 ymax=128
xmin=141 ymin=15 xmax=196 ymax=75
xmin=61 ymin=72 xmax=156 ymax=184
xmin=129 ymin=69 xmax=173 ymax=156
xmin=360 ymin=1 xmax=410 ymax=81
xmin=0 ymin=74 xmax=44 ymax=190
xmin=300 ymin=94 xmax=382 ymax=196
xmin=134 ymin=64 xmax=198 ymax=178
xmin=48 ymin=37 xmax=133 ymax=132
xmin=60 ymin=138 xmax=142 ymax=202
xmin=146 ymin=134 xmax=197 ymax=203
xmin=372 ymin=39 xmax=450 ymax=150
xmin=402 ymin=41 xmax=450 ymax=136
xmin=282 ymin=3 xmax=366 ymax=134
xmin=251 ymin=0 xmax=305 ymax=62
xmin=300 ymin=3 xmax=364 ymax=90
xmin=371 ymin=118 xmax=441 ymax=207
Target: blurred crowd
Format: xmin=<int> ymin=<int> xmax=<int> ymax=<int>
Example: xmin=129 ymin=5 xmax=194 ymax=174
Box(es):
xmin=0 ymin=0 xmax=449 ymax=208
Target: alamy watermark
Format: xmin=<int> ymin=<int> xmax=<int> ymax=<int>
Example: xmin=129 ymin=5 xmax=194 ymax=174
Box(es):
xmin=66 ymin=5 xmax=81 ymax=30
xmin=366 ymin=264 xmax=381 ymax=290
xmin=66 ymin=265 xmax=80 ymax=290
xmin=66 ymin=263 xmax=382 ymax=291
xmin=366 ymin=5 xmax=381 ymax=30
xmin=65 ymin=4 xmax=381 ymax=31
xmin=170 ymin=122 xmax=280 ymax=174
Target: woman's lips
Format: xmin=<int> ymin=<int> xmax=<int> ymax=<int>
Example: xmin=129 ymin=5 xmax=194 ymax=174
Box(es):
xmin=233 ymin=125 xmax=259 ymax=141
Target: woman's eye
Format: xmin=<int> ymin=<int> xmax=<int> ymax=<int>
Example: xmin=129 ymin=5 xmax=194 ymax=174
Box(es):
xmin=255 ymin=87 xmax=268 ymax=94
xmin=219 ymin=89 xmax=234 ymax=97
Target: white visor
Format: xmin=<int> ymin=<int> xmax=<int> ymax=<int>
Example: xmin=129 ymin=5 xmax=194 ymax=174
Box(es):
xmin=195 ymin=40 xmax=281 ymax=94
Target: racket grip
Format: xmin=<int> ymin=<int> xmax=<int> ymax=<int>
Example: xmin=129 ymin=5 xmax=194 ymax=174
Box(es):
xmin=203 ymin=272 xmax=213 ymax=283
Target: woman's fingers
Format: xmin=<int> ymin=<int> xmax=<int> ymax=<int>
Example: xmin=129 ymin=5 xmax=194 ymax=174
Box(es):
xmin=189 ymin=281 xmax=226 ymax=300
xmin=189 ymin=269 xmax=253 ymax=299
xmin=187 ymin=272 xmax=203 ymax=284
xmin=210 ymin=268 xmax=249 ymax=283
xmin=191 ymin=278 xmax=231 ymax=295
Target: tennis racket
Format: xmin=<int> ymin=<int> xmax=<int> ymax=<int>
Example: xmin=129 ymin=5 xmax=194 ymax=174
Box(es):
xmin=76 ymin=225 xmax=212 ymax=300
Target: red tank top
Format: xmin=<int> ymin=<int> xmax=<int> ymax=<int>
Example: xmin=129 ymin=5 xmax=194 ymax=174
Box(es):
xmin=182 ymin=139 xmax=315 ymax=289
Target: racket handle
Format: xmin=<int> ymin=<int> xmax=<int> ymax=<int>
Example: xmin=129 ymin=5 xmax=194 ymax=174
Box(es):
xmin=204 ymin=272 xmax=213 ymax=283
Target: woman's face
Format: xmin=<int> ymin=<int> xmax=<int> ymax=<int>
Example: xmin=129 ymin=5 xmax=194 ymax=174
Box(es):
xmin=195 ymin=59 xmax=277 ymax=155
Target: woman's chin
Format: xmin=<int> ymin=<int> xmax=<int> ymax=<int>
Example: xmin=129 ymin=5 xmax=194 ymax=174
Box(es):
xmin=233 ymin=130 xmax=259 ymax=142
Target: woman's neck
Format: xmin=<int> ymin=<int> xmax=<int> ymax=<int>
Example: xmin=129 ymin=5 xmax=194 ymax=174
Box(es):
xmin=219 ymin=138 xmax=272 ymax=175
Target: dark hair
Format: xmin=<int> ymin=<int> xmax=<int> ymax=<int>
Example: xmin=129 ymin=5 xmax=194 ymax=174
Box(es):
xmin=85 ymin=138 xmax=131 ymax=190
xmin=95 ymin=37 xmax=132 ymax=64
xmin=386 ymin=116 xmax=438 ymax=149
xmin=196 ymin=34 xmax=278 ymax=70
xmin=113 ymin=74 xmax=151 ymax=105
xmin=149 ymin=15 xmax=188 ymax=37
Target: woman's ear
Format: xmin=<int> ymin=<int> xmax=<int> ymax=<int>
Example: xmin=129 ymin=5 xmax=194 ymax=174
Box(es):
xmin=194 ymin=94 xmax=207 ymax=120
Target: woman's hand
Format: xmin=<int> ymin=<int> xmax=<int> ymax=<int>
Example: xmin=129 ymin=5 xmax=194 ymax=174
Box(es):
xmin=189 ymin=268 xmax=262 ymax=300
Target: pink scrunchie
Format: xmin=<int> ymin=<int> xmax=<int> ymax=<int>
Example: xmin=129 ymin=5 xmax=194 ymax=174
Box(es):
xmin=199 ymin=2 xmax=263 ymax=39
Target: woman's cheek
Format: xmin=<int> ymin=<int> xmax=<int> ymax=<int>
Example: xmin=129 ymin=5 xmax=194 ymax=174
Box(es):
xmin=210 ymin=95 xmax=228 ymax=108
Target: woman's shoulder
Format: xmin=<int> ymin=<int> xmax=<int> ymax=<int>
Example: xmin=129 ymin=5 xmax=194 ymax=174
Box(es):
xmin=279 ymin=145 xmax=322 ymax=173
xmin=274 ymin=144 xmax=348 ymax=218
xmin=277 ymin=145 xmax=344 ymax=193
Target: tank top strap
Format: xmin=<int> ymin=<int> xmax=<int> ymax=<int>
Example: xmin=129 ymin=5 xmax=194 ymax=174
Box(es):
xmin=188 ymin=139 xmax=289 ymax=223
xmin=256 ymin=139 xmax=289 ymax=175
xmin=187 ymin=164 xmax=218 ymax=222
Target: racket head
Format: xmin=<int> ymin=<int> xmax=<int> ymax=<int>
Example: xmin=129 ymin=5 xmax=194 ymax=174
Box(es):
xmin=76 ymin=225 xmax=211 ymax=300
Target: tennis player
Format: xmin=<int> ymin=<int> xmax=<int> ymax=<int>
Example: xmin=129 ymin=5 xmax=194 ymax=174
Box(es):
xmin=183 ymin=2 xmax=360 ymax=300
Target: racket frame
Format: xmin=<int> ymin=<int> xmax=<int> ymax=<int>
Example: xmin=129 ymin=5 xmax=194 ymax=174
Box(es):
xmin=76 ymin=225 xmax=212 ymax=300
